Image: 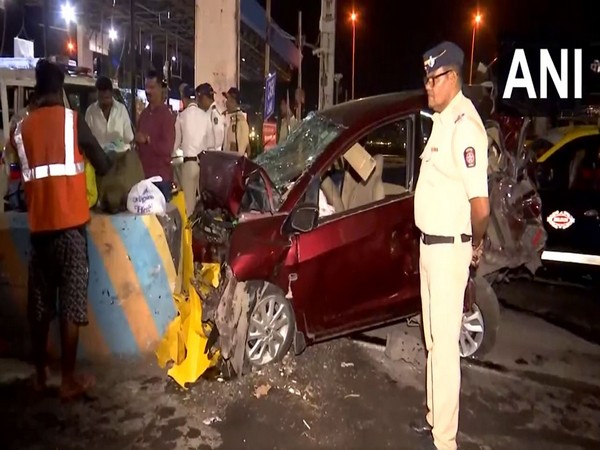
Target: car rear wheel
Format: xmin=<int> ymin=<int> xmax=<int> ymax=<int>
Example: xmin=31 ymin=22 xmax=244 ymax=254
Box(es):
xmin=460 ymin=276 xmax=500 ymax=358
xmin=246 ymin=284 xmax=295 ymax=368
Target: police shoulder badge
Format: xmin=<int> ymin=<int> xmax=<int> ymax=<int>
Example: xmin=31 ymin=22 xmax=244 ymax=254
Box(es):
xmin=213 ymin=117 xmax=218 ymax=125
xmin=464 ymin=147 xmax=476 ymax=168
xmin=232 ymin=124 xmax=237 ymax=133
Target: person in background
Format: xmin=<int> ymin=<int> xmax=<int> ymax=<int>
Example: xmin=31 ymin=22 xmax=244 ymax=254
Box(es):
xmin=85 ymin=76 xmax=134 ymax=153
xmin=411 ymin=41 xmax=490 ymax=450
xmin=13 ymin=59 xmax=113 ymax=400
xmin=223 ymin=87 xmax=250 ymax=156
xmin=136 ymin=70 xmax=176 ymax=201
xmin=174 ymin=84 xmax=208 ymax=216
xmin=3 ymin=93 xmax=39 ymax=163
xmin=1 ymin=93 xmax=39 ymax=211
xmin=196 ymin=83 xmax=225 ymax=151
xmin=278 ymin=98 xmax=299 ymax=144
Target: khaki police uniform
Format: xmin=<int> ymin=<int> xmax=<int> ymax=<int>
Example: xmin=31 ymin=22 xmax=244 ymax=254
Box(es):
xmin=414 ymin=90 xmax=488 ymax=449
xmin=224 ymin=109 xmax=250 ymax=156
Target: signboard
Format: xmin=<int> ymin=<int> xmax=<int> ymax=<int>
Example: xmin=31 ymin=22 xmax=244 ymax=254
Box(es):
xmin=263 ymin=120 xmax=277 ymax=151
xmin=13 ymin=38 xmax=33 ymax=58
xmin=264 ymin=72 xmax=277 ymax=120
xmin=89 ymin=31 xmax=110 ymax=56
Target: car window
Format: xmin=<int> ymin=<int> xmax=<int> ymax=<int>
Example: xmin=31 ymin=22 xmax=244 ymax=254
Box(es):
xmin=360 ymin=118 xmax=410 ymax=190
xmin=569 ymin=137 xmax=600 ymax=192
xmin=540 ymin=135 xmax=600 ymax=191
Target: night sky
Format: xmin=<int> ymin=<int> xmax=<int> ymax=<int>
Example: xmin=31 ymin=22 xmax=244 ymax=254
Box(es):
xmin=262 ymin=0 xmax=598 ymax=107
xmin=1 ymin=1 xmax=598 ymax=111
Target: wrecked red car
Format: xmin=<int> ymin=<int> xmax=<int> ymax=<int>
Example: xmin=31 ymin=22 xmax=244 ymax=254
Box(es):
xmin=191 ymin=91 xmax=546 ymax=375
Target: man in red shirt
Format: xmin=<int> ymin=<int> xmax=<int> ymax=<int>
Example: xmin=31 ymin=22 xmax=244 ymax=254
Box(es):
xmin=135 ymin=70 xmax=176 ymax=201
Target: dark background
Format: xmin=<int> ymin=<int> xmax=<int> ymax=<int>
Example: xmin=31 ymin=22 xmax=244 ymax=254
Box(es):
xmin=261 ymin=0 xmax=599 ymax=109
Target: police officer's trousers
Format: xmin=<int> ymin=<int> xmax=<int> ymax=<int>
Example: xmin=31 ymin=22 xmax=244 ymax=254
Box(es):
xmin=181 ymin=160 xmax=200 ymax=216
xmin=419 ymin=238 xmax=472 ymax=450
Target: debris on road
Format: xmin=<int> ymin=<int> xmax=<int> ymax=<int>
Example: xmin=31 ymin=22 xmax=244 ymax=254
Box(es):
xmin=341 ymin=362 xmax=354 ymax=368
xmin=254 ymin=383 xmax=271 ymax=398
xmin=288 ymin=387 xmax=302 ymax=396
xmin=345 ymin=393 xmax=360 ymax=399
xmin=303 ymin=419 xmax=311 ymax=430
xmin=202 ymin=416 xmax=222 ymax=425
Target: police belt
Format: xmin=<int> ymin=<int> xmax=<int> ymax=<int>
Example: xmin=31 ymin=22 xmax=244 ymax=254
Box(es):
xmin=421 ymin=233 xmax=472 ymax=245
xmin=183 ymin=156 xmax=198 ymax=163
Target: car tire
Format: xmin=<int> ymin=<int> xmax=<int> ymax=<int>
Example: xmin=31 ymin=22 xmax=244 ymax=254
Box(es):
xmin=461 ymin=276 xmax=500 ymax=359
xmin=245 ymin=282 xmax=296 ymax=369
xmin=417 ymin=276 xmax=500 ymax=359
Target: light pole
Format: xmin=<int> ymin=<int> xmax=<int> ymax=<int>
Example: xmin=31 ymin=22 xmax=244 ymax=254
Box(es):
xmin=350 ymin=11 xmax=357 ymax=100
xmin=469 ymin=12 xmax=482 ymax=85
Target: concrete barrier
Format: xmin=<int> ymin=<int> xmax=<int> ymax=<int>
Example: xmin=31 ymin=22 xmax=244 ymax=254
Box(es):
xmin=0 ymin=211 xmax=178 ymax=361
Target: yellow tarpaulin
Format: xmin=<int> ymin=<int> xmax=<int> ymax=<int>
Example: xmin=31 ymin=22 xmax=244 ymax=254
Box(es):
xmin=155 ymin=192 xmax=220 ymax=388
xmin=85 ymin=158 xmax=98 ymax=208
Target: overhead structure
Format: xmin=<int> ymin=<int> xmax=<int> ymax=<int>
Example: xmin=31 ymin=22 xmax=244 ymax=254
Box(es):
xmin=23 ymin=0 xmax=300 ymax=83
xmin=317 ymin=0 xmax=336 ymax=110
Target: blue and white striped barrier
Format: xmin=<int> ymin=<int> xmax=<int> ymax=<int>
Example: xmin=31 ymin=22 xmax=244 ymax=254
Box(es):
xmin=0 ymin=211 xmax=178 ymax=361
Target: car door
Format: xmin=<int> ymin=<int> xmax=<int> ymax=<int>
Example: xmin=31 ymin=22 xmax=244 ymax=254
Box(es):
xmin=537 ymin=134 xmax=600 ymax=267
xmin=291 ymin=116 xmax=421 ymax=341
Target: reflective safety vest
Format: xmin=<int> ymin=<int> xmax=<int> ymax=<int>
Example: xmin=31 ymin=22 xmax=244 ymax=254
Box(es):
xmin=14 ymin=106 xmax=90 ymax=233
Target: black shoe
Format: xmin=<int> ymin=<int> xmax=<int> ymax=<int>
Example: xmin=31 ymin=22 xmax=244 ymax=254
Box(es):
xmin=409 ymin=418 xmax=432 ymax=435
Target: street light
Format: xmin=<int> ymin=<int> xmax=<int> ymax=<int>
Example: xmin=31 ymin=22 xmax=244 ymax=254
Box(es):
xmin=61 ymin=2 xmax=75 ymax=24
xmin=109 ymin=27 xmax=118 ymax=41
xmin=469 ymin=12 xmax=482 ymax=85
xmin=350 ymin=11 xmax=357 ymax=100
xmin=67 ymin=41 xmax=74 ymax=52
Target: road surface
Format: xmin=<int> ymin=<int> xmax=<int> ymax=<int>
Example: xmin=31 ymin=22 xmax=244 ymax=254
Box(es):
xmin=0 ymin=279 xmax=599 ymax=450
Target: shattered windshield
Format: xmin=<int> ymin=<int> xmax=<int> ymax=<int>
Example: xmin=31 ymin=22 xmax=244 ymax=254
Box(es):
xmin=254 ymin=112 xmax=345 ymax=204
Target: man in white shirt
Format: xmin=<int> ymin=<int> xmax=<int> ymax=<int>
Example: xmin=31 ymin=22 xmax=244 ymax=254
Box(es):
xmin=196 ymin=83 xmax=225 ymax=151
xmin=174 ymin=84 xmax=209 ymax=216
xmin=85 ymin=76 xmax=134 ymax=153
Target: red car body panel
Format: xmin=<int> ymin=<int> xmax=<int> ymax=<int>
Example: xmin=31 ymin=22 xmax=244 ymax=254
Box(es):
xmin=289 ymin=195 xmax=421 ymax=341
xmin=198 ymin=151 xmax=275 ymax=216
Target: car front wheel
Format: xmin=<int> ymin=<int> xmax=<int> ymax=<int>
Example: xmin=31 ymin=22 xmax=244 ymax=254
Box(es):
xmin=246 ymin=284 xmax=296 ymax=368
xmin=460 ymin=276 xmax=500 ymax=358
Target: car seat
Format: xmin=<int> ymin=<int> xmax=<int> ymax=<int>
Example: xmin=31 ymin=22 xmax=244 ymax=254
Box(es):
xmin=320 ymin=175 xmax=345 ymax=213
xmin=342 ymin=154 xmax=385 ymax=210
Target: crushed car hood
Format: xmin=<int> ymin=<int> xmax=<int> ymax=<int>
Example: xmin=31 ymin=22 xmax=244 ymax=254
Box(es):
xmin=198 ymin=151 xmax=274 ymax=217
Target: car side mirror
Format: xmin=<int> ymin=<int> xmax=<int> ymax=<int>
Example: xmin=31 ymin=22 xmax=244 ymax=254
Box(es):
xmin=287 ymin=203 xmax=319 ymax=233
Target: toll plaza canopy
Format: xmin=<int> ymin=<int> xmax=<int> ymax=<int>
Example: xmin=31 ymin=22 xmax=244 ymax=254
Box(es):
xmin=24 ymin=0 xmax=300 ymax=82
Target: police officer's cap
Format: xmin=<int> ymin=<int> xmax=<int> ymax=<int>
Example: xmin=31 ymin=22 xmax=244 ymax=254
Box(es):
xmin=223 ymin=87 xmax=241 ymax=104
xmin=423 ymin=41 xmax=464 ymax=76
xmin=181 ymin=84 xmax=195 ymax=99
xmin=195 ymin=83 xmax=215 ymax=98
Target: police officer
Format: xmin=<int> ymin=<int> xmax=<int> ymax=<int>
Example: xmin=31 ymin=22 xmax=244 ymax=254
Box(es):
xmin=196 ymin=83 xmax=225 ymax=151
xmin=411 ymin=41 xmax=490 ymax=450
xmin=223 ymin=87 xmax=250 ymax=156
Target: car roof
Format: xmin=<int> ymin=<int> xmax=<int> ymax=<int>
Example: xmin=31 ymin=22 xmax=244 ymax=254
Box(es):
xmin=319 ymin=90 xmax=426 ymax=128
xmin=0 ymin=69 xmax=97 ymax=88
xmin=536 ymin=125 xmax=600 ymax=162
